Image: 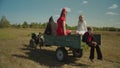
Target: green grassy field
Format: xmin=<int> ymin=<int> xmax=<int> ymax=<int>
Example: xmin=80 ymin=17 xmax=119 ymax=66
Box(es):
xmin=0 ymin=28 xmax=120 ymax=68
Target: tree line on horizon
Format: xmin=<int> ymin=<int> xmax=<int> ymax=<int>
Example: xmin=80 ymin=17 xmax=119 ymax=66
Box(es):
xmin=0 ymin=16 xmax=120 ymax=31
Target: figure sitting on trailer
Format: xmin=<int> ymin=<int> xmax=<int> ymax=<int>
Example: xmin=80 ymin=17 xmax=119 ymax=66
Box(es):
xmin=56 ymin=8 xmax=71 ymax=36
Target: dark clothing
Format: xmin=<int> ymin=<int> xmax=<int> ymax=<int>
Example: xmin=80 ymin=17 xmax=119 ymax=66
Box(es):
xmin=87 ymin=42 xmax=103 ymax=60
xmin=44 ymin=21 xmax=52 ymax=35
xmin=44 ymin=16 xmax=57 ymax=35
xmin=83 ymin=32 xmax=103 ymax=60
xmin=82 ymin=32 xmax=94 ymax=43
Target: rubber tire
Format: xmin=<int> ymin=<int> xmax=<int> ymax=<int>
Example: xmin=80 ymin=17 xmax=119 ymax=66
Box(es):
xmin=56 ymin=47 xmax=68 ymax=62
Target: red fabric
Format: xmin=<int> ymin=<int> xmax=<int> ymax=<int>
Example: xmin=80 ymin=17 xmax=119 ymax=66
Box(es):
xmin=88 ymin=34 xmax=93 ymax=42
xmin=56 ymin=8 xmax=70 ymax=36
xmin=56 ymin=17 xmax=70 ymax=35
xmin=84 ymin=32 xmax=93 ymax=42
xmin=56 ymin=17 xmax=64 ymax=35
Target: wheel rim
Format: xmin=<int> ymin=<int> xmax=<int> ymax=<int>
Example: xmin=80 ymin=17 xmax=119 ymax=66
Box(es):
xmin=56 ymin=49 xmax=64 ymax=61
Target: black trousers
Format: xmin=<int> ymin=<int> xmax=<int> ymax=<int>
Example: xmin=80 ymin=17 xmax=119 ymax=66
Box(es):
xmin=87 ymin=43 xmax=103 ymax=60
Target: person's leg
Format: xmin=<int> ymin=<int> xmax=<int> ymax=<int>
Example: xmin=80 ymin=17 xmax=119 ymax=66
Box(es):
xmin=96 ymin=45 xmax=103 ymax=60
xmin=89 ymin=46 xmax=95 ymax=60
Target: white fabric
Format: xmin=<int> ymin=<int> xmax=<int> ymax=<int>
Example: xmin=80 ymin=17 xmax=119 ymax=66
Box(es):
xmin=76 ymin=20 xmax=87 ymax=35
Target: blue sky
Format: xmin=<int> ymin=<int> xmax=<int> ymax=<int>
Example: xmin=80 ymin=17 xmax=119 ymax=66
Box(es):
xmin=0 ymin=0 xmax=120 ymax=28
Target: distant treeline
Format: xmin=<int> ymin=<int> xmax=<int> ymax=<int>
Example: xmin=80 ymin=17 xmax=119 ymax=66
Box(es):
xmin=66 ymin=26 xmax=120 ymax=31
xmin=0 ymin=16 xmax=120 ymax=31
xmin=92 ymin=27 xmax=120 ymax=31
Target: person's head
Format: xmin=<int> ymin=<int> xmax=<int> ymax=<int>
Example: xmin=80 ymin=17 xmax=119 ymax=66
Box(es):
xmin=79 ymin=15 xmax=84 ymax=22
xmin=60 ymin=8 xmax=67 ymax=18
xmin=87 ymin=27 xmax=93 ymax=34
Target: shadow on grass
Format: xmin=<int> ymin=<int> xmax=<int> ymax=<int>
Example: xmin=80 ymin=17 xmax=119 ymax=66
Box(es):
xmin=12 ymin=44 xmax=90 ymax=67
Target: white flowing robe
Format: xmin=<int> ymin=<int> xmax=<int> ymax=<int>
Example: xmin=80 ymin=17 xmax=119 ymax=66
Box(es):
xmin=76 ymin=20 xmax=87 ymax=35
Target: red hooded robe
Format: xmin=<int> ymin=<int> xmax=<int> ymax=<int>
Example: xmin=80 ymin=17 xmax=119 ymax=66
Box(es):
xmin=56 ymin=8 xmax=70 ymax=35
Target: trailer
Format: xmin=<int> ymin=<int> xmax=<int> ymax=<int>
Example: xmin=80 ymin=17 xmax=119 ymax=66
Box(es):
xmin=29 ymin=33 xmax=101 ymax=62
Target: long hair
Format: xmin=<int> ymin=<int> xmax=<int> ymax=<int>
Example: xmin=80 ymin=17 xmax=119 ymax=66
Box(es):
xmin=79 ymin=15 xmax=84 ymax=23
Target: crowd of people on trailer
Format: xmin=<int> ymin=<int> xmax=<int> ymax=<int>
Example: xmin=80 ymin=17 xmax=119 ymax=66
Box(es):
xmin=44 ymin=8 xmax=103 ymax=62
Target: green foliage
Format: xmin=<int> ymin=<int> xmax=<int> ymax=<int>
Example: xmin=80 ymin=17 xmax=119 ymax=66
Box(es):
xmin=93 ymin=27 xmax=120 ymax=31
xmin=11 ymin=24 xmax=22 ymax=28
xmin=40 ymin=22 xmax=48 ymax=28
xmin=30 ymin=22 xmax=40 ymax=28
xmin=0 ymin=16 xmax=11 ymax=28
xmin=22 ymin=21 xmax=29 ymax=28
xmin=81 ymin=42 xmax=89 ymax=51
xmin=66 ymin=24 xmax=76 ymax=30
xmin=11 ymin=22 xmax=48 ymax=29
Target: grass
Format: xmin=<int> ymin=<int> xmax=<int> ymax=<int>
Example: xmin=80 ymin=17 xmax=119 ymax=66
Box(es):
xmin=0 ymin=28 xmax=120 ymax=68
xmin=0 ymin=28 xmax=44 ymax=40
xmin=0 ymin=28 xmax=44 ymax=68
xmin=0 ymin=28 xmax=17 ymax=40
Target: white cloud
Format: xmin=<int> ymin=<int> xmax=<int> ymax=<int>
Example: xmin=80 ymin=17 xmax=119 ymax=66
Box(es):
xmin=109 ymin=4 xmax=118 ymax=9
xmin=106 ymin=12 xmax=120 ymax=15
xmin=83 ymin=1 xmax=88 ymax=4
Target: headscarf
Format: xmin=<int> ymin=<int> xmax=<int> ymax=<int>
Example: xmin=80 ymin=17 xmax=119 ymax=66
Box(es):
xmin=60 ymin=8 xmax=67 ymax=21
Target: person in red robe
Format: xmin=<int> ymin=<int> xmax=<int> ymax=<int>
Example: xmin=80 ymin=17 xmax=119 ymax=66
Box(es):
xmin=56 ymin=8 xmax=71 ymax=36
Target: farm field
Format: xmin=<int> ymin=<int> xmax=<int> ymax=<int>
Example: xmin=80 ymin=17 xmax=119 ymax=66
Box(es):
xmin=0 ymin=28 xmax=120 ymax=68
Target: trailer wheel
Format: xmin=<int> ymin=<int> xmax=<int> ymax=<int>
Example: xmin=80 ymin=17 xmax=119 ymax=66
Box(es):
xmin=56 ymin=47 xmax=67 ymax=62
